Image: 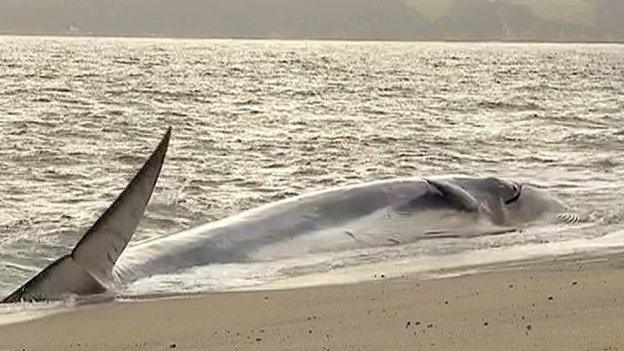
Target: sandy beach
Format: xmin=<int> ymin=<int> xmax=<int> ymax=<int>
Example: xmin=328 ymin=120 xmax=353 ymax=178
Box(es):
xmin=1 ymin=255 xmax=623 ymax=351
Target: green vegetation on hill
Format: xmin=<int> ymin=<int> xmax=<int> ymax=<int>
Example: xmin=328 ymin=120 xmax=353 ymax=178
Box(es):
xmin=402 ymin=0 xmax=455 ymax=20
xmin=404 ymin=0 xmax=596 ymax=26
xmin=511 ymin=0 xmax=595 ymax=26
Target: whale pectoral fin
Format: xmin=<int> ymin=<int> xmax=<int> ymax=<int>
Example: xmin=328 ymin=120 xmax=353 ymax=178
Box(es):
xmin=72 ymin=127 xmax=171 ymax=284
xmin=425 ymin=179 xmax=480 ymax=212
xmin=3 ymin=128 xmax=171 ymax=303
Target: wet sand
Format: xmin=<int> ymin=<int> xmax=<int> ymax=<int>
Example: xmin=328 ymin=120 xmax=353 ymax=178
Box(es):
xmin=1 ymin=255 xmax=624 ymax=351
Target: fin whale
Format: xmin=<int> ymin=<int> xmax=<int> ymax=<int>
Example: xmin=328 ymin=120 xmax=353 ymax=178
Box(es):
xmin=112 ymin=176 xmax=575 ymax=284
xmin=2 ymin=127 xmax=171 ymax=303
xmin=2 ymin=128 xmax=576 ymax=302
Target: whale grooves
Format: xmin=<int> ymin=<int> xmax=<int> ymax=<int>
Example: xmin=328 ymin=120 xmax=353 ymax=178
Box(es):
xmin=2 ymin=128 xmax=575 ymax=303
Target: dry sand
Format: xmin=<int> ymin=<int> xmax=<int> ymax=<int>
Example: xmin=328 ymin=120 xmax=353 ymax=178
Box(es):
xmin=1 ymin=255 xmax=624 ymax=351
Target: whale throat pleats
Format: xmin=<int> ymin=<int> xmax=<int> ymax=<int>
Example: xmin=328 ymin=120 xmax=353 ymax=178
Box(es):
xmin=2 ymin=127 xmax=171 ymax=303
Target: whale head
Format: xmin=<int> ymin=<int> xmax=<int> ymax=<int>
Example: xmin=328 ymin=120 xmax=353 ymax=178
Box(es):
xmin=500 ymin=181 xmax=576 ymax=225
xmin=442 ymin=177 xmax=574 ymax=227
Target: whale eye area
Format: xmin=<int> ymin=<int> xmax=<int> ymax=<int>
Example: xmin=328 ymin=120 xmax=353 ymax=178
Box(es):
xmin=504 ymin=184 xmax=522 ymax=205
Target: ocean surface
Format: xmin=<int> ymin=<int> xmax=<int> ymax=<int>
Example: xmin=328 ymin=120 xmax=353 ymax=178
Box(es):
xmin=0 ymin=37 xmax=623 ymax=304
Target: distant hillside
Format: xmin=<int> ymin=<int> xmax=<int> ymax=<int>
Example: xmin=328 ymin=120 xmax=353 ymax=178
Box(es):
xmin=404 ymin=0 xmax=595 ymax=25
xmin=0 ymin=0 xmax=621 ymax=42
xmin=405 ymin=0 xmax=623 ymax=41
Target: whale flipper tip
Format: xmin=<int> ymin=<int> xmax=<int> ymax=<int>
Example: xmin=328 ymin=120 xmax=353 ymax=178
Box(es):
xmin=2 ymin=127 xmax=171 ymax=303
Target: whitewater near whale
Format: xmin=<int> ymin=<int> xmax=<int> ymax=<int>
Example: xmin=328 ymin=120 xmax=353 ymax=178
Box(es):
xmin=2 ymin=128 xmax=576 ymax=303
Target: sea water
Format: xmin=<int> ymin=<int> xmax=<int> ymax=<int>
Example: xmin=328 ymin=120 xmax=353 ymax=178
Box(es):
xmin=0 ymin=37 xmax=623 ymax=301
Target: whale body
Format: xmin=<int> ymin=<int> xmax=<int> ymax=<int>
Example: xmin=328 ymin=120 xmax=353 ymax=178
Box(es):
xmin=2 ymin=128 xmax=575 ymax=302
xmin=113 ymin=175 xmax=571 ymax=284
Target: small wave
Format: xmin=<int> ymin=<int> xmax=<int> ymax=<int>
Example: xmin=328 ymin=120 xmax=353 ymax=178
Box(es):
xmin=42 ymin=87 xmax=72 ymax=93
xmin=477 ymin=100 xmax=543 ymax=111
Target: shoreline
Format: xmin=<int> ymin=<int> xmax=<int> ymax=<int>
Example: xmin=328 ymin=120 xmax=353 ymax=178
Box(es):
xmin=2 ymin=253 xmax=624 ymax=350
xmin=0 ymin=33 xmax=623 ymax=45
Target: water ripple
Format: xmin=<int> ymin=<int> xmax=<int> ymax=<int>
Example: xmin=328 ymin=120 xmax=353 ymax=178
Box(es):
xmin=0 ymin=37 xmax=622 ymax=296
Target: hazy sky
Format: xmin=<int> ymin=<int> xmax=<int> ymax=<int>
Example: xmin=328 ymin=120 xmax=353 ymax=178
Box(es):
xmin=0 ymin=0 xmax=622 ymax=41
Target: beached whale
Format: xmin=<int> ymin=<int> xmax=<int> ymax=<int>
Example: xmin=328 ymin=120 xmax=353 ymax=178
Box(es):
xmin=2 ymin=128 xmax=576 ymax=303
